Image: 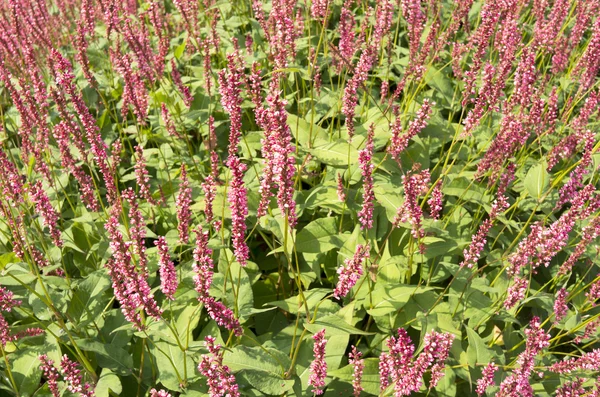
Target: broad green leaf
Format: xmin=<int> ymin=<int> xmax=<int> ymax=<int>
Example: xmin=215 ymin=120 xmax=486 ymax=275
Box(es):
xmin=367 ymin=284 xmax=434 ymax=317
xmin=267 ymin=288 xmax=331 ymax=314
xmin=465 ymin=326 xmax=493 ymax=367
xmin=229 ymin=260 xmax=254 ymax=322
xmin=67 ymin=271 xmax=111 ymax=325
xmin=174 ymin=39 xmax=187 ymax=59
xmin=11 ymin=347 xmax=42 ymax=396
xmin=309 ymin=140 xmax=358 ymax=166
xmin=524 ymin=161 xmax=549 ymax=201
xmin=71 ymin=338 xmax=133 ymax=376
xmin=0 ymin=252 xmax=17 ymax=270
xmin=295 ymin=217 xmax=345 ymax=253
xmin=425 ymin=66 xmax=454 ymax=105
xmin=174 ymin=305 xmax=201 ymax=344
xmin=150 ymin=340 xmax=194 ymax=391
xmin=436 ymin=367 xmax=457 ymax=397
xmin=95 ymin=368 xmax=122 ymax=397
xmin=330 ymin=358 xmax=381 ymax=395
xmin=304 ymin=314 xmax=375 ymax=336
xmin=287 ymin=113 xmax=329 ymax=147
xmin=238 ymin=370 xmax=295 ymax=395
xmin=223 ymin=345 xmax=289 ymax=375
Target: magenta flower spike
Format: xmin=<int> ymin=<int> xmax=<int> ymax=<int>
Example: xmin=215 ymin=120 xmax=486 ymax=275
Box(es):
xmin=198 ymin=336 xmax=241 ymax=397
xmin=155 ymin=236 xmax=178 ymax=300
xmin=309 ymin=329 xmax=328 ymax=395
xmin=176 ymin=164 xmax=192 ymax=244
xmin=349 ymin=346 xmax=364 ymax=397
xmin=476 ymin=362 xmax=498 ymax=396
xmin=39 ymin=355 xmax=61 ymax=397
xmin=358 ymin=124 xmax=375 ymax=230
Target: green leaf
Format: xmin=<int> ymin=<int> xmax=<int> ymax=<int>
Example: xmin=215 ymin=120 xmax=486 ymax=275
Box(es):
xmin=71 ymin=338 xmax=133 ymax=376
xmin=524 ymin=161 xmax=549 ymax=201
xmin=223 ymin=345 xmax=289 ymax=375
xmin=330 ymin=358 xmax=381 ymax=395
xmin=229 ymin=260 xmax=254 ymax=322
xmin=436 ymin=367 xmax=457 ymax=397
xmin=173 ymin=305 xmax=201 ymax=343
xmin=309 ymin=140 xmax=358 ymax=166
xmin=287 ymin=113 xmax=328 ymax=147
xmin=0 ymin=252 xmax=17 ymax=271
xmin=267 ymin=288 xmax=331 ymax=314
xmin=465 ymin=326 xmax=493 ymax=367
xmin=174 ymin=39 xmax=187 ymax=59
xmin=238 ymin=370 xmax=295 ymax=395
xmin=95 ymin=368 xmax=122 ymax=397
xmin=367 ymin=284 xmax=434 ymax=317
xmin=425 ymin=66 xmax=454 ymax=105
xmin=295 ymin=217 xmax=345 ymax=253
xmin=304 ymin=314 xmax=375 ymax=336
xmin=224 ymin=345 xmax=294 ymax=394
xmin=10 ymin=347 xmax=42 ymax=396
xmin=150 ymin=340 xmax=194 ymax=391
xmin=67 ymin=271 xmax=111 ymax=326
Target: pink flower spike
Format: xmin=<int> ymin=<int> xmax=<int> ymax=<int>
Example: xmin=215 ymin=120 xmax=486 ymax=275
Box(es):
xmin=554 ymin=288 xmax=569 ymax=323
xmin=198 ymin=336 xmax=241 ymax=397
xmin=149 ymin=389 xmax=172 ymax=397
xmin=349 ymin=346 xmax=364 ymax=397
xmin=60 ymin=355 xmax=94 ymax=397
xmin=476 ymin=362 xmax=498 ymax=396
xmin=155 ymin=236 xmax=178 ymax=300
xmin=171 ymin=59 xmax=193 ymax=107
xmin=29 ymin=181 xmax=63 ymax=247
xmin=428 ymin=181 xmax=443 ymax=220
xmin=337 ymin=173 xmax=346 ymax=202
xmin=227 ymin=156 xmax=249 ymax=266
xmin=176 ymin=164 xmax=192 ymax=244
xmin=334 ymin=244 xmax=370 ymax=299
xmin=134 ymin=145 xmax=155 ymax=204
xmin=358 ymin=124 xmax=375 ymax=230
xmin=39 ymin=355 xmax=60 ymax=397
xmin=193 ymin=225 xmax=214 ymax=302
xmin=497 ymin=317 xmax=549 ymax=397
xmin=309 ymin=329 xmax=328 ymax=395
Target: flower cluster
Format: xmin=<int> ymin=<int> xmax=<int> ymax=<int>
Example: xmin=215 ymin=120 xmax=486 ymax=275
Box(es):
xmin=176 ymin=164 xmax=192 ymax=244
xmin=149 ymin=389 xmax=172 ymax=397
xmin=29 ymin=181 xmax=63 ymax=247
xmin=341 ymin=45 xmax=377 ymax=138
xmin=554 ymin=288 xmax=569 ymax=323
xmin=358 ymin=124 xmax=375 ymax=230
xmin=334 ymin=244 xmax=370 ymax=299
xmin=428 ymin=181 xmax=443 ymax=220
xmin=256 ymin=90 xmax=297 ymax=227
xmin=39 ymin=355 xmax=61 ymax=397
xmin=198 ymin=336 xmax=240 ymax=397
xmin=394 ymin=166 xmax=431 ymax=251
xmin=218 ymin=48 xmax=245 ymax=158
xmin=550 ymin=349 xmax=600 ymax=374
xmin=349 ymin=346 xmax=364 ymax=397
xmin=497 ymin=317 xmax=550 ymax=397
xmin=105 ymin=201 xmax=162 ymax=329
xmin=155 ymin=236 xmax=177 ymax=300
xmin=476 ymin=362 xmax=498 ymax=396
xmin=134 ymin=145 xmax=156 ymax=204
xmin=309 ymin=329 xmax=328 ymax=395
xmin=60 ymin=355 xmax=95 ymax=397
xmin=227 ymin=156 xmax=250 ymax=266
xmin=379 ymin=328 xmax=454 ymax=396
xmin=193 ymin=226 xmax=243 ymax=336
xmin=171 ymin=59 xmax=193 ymax=107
